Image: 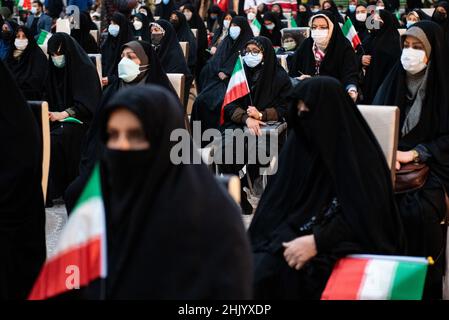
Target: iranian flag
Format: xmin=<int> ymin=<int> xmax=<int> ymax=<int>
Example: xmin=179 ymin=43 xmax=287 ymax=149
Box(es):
xmin=252 ymin=18 xmax=262 ymax=34
xmin=16 ymin=0 xmax=31 ymax=10
xmin=37 ymin=30 xmax=52 ymax=46
xmin=28 ymin=164 xmax=107 ymax=300
xmin=215 ymin=0 xmax=228 ymax=12
xmin=342 ymin=18 xmax=361 ymax=49
xmin=289 ymin=16 xmax=298 ymax=28
xmin=220 ymin=56 xmax=250 ymax=125
xmin=321 ymin=255 xmax=430 ymax=300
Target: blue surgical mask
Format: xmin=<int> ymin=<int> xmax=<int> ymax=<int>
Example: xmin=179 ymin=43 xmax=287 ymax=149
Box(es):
xmin=229 ymin=26 xmax=241 ymax=40
xmin=349 ymin=5 xmax=356 ymax=12
xmin=51 ymin=55 xmax=66 ymax=68
xmin=108 ymin=24 xmax=120 ymax=37
xmin=406 ymin=20 xmax=415 ymax=28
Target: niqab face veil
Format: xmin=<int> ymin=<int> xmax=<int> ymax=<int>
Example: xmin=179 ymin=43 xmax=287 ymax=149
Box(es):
xmin=76 ymin=85 xmax=253 ymax=299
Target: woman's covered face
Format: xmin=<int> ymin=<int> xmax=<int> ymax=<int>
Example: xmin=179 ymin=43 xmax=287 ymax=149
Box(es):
xmin=121 ymin=47 xmax=141 ymax=65
xmin=16 ymin=30 xmax=26 ymax=40
xmin=243 ymin=43 xmax=264 ymax=68
xmin=296 ymin=100 xmax=310 ymax=117
xmin=323 ymin=1 xmax=331 ymax=10
xmin=272 ymin=4 xmax=281 ymax=13
xmin=107 ymin=108 xmax=150 ymax=150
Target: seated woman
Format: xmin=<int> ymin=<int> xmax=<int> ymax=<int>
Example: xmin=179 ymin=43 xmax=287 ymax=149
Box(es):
xmin=207 ymin=5 xmax=224 ymax=33
xmin=249 ymin=76 xmax=406 ymax=299
xmin=373 ymin=21 xmax=449 ymax=299
xmin=209 ymin=11 xmax=237 ymax=55
xmin=289 ymin=11 xmax=359 ymax=102
xmin=191 ymin=16 xmax=253 ymax=138
xmin=183 ymin=3 xmax=209 ymax=82
xmin=169 ymin=10 xmax=197 ymax=76
xmin=137 ymin=5 xmax=155 ymax=22
xmin=295 ymin=4 xmax=312 ymax=27
xmin=321 ymin=0 xmax=344 ymax=24
xmin=246 ymin=7 xmax=262 ymax=37
xmin=359 ymin=10 xmax=401 ymax=104
xmin=6 ymin=26 xmax=47 ymax=100
xmin=218 ymin=36 xmax=292 ymax=213
xmin=100 ymin=12 xmax=134 ymax=87
xmin=150 ymin=20 xmax=193 ymax=107
xmin=260 ymin=12 xmax=282 ymax=47
xmin=271 ymin=3 xmax=287 ymax=20
xmin=70 ymin=11 xmax=99 ymax=54
xmin=68 ymin=85 xmax=253 ymax=299
xmin=0 ymin=60 xmax=46 ymax=300
xmin=405 ymin=9 xmax=430 ymax=28
xmin=64 ymin=40 xmax=176 ymax=213
xmin=45 ymin=33 xmax=101 ymax=203
xmin=351 ymin=4 xmax=369 ymax=42
xmin=132 ymin=13 xmax=150 ymax=42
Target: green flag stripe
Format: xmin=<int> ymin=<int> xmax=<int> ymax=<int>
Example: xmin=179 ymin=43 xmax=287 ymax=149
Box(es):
xmin=341 ymin=20 xmax=351 ymax=36
xmin=389 ymin=262 xmax=428 ymax=300
xmin=74 ymin=164 xmax=102 ymax=210
xmin=232 ymin=56 xmax=243 ymax=75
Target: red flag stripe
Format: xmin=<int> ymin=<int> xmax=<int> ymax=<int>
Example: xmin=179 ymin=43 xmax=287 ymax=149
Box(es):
xmin=220 ymin=81 xmax=250 ymax=125
xmin=321 ymin=257 xmax=369 ymax=300
xmin=28 ymin=236 xmax=102 ymax=300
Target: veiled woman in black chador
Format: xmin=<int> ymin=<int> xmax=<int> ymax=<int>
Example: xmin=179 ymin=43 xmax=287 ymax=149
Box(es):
xmin=64 ymin=85 xmax=253 ymax=299
xmin=190 ymin=16 xmax=253 ymax=139
xmin=0 ymin=60 xmax=46 ymax=299
xmin=373 ymin=21 xmax=449 ymax=299
xmin=44 ymin=33 xmax=101 ymax=202
xmin=249 ymin=76 xmax=406 ymax=299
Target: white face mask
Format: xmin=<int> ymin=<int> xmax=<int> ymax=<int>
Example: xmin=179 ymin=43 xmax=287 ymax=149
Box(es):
xmin=243 ymin=53 xmax=263 ymax=68
xmin=31 ymin=7 xmax=37 ymax=15
xmin=184 ymin=12 xmax=192 ymax=21
xmin=223 ymin=20 xmax=231 ymax=29
xmin=133 ymin=20 xmax=143 ymax=30
xmin=247 ymin=12 xmax=256 ymax=20
xmin=118 ymin=57 xmax=141 ymax=82
xmin=401 ymin=48 xmax=427 ymax=75
xmin=229 ymin=26 xmax=241 ymax=40
xmin=377 ymin=6 xmax=385 ymax=10
xmin=14 ymin=38 xmax=28 ymax=50
xmin=108 ymin=24 xmax=120 ymax=37
xmin=311 ymin=29 xmax=329 ymax=46
xmin=356 ymin=12 xmax=367 ymax=22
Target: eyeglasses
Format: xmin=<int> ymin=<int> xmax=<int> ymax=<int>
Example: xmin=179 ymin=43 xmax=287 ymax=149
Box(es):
xmin=244 ymin=49 xmax=262 ymax=56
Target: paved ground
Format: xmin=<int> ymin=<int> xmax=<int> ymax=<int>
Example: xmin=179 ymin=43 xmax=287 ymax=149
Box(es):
xmin=45 ymin=199 xmax=67 ymax=258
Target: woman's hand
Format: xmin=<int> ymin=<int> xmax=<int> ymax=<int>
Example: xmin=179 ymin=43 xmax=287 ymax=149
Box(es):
xmin=395 ymin=150 xmax=416 ymax=170
xmin=218 ymin=72 xmax=228 ymax=80
xmin=348 ymin=89 xmax=358 ymax=102
xmin=247 ymin=106 xmax=261 ymax=119
xmin=362 ymin=55 xmax=371 ymax=67
xmin=282 ymin=235 xmax=317 ymax=270
xmin=297 ymin=74 xmax=311 ymax=81
xmin=101 ymin=77 xmax=109 ymax=86
xmin=210 ymin=46 xmax=217 ymax=55
xmin=49 ymin=111 xmax=69 ymax=122
xmin=246 ymin=117 xmax=265 ymax=136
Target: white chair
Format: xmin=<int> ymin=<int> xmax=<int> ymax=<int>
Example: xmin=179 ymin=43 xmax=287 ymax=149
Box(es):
xmin=277 ymin=54 xmax=289 ymax=72
xmin=191 ymin=28 xmax=198 ymax=39
xmin=89 ymin=29 xmax=99 ymax=44
xmin=88 ymin=54 xmax=102 ymax=84
xmin=421 ymin=8 xmax=435 ymax=17
xmin=167 ymin=73 xmax=185 ymax=103
xmin=179 ymin=41 xmax=189 ymax=62
xmin=357 ymin=105 xmax=400 ymax=183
